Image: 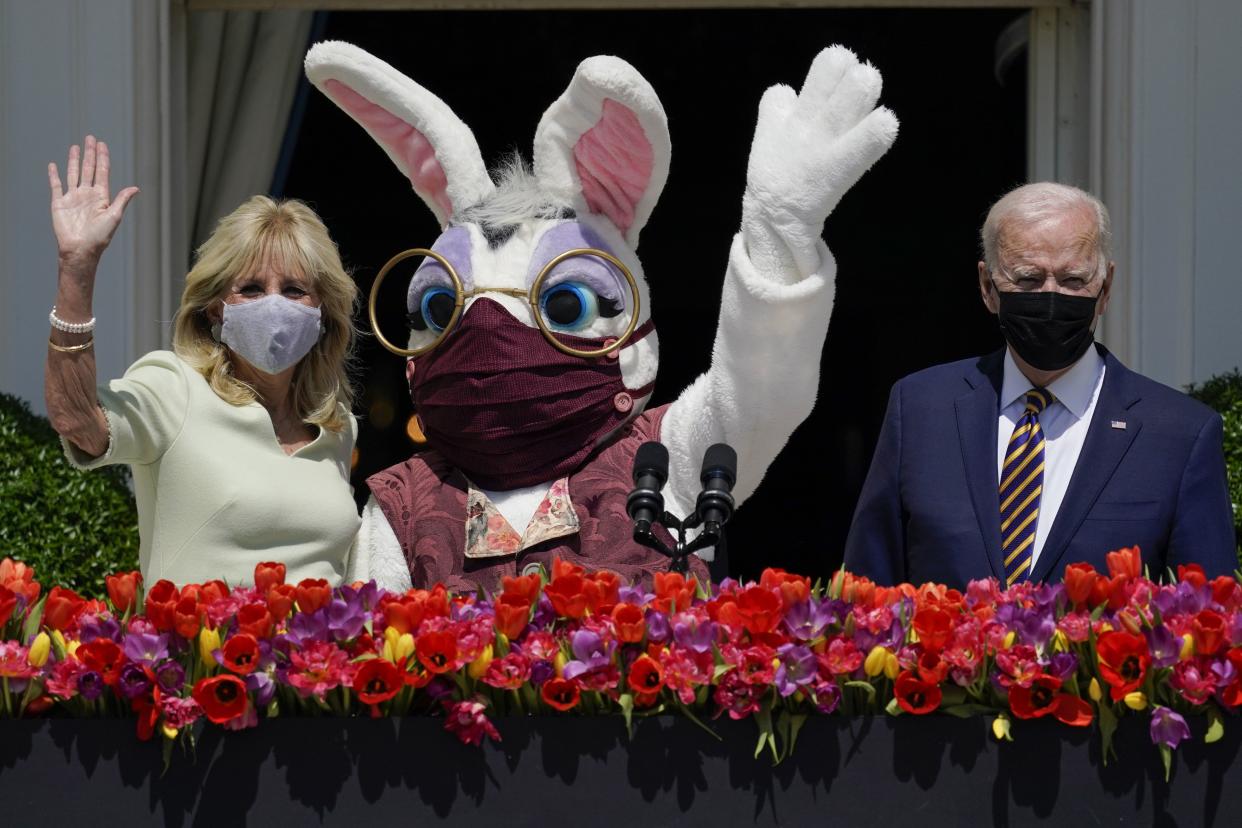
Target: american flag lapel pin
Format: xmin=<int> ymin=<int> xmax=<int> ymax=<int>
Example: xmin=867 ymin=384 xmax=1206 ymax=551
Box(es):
xmin=1110 ymin=420 xmax=1127 ymax=430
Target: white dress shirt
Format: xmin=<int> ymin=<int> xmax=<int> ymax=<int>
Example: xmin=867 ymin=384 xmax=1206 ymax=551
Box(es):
xmin=996 ymin=346 xmax=1107 ymax=568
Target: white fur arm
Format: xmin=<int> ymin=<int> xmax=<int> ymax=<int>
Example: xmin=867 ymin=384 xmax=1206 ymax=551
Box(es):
xmin=352 ymin=495 xmax=413 ymax=594
xmin=662 ymin=47 xmax=896 ymax=522
xmin=662 ymin=234 xmax=836 ymax=519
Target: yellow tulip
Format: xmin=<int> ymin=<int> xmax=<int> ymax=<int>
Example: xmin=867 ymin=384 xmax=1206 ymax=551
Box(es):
xmin=1002 ymin=631 xmax=1017 ymax=649
xmin=1180 ymin=634 xmax=1195 ymax=660
xmin=883 ymin=651 xmax=900 ymax=681
xmin=992 ymin=715 xmax=1013 ymax=742
xmin=65 ymin=639 xmax=81 ymax=659
xmin=27 ymin=632 xmax=50 ymax=667
xmin=199 ymin=626 xmax=221 ymax=669
xmin=382 ymin=627 xmax=414 ymax=664
xmin=1088 ymin=678 xmax=1103 ymax=702
xmin=162 ymin=724 xmax=179 ymax=740
xmin=468 ymin=645 xmax=494 ymax=680
xmin=864 ymin=646 xmax=889 ymax=678
xmin=1050 ymin=630 xmax=1069 ymax=653
xmin=1124 ymin=691 xmax=1148 ymax=711
xmin=553 ymin=650 xmax=568 ymax=678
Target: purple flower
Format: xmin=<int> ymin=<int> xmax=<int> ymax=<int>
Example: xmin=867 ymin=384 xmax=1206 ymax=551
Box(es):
xmin=530 ymin=660 xmax=554 ymax=685
xmin=78 ymin=670 xmax=104 ymax=701
xmin=1015 ymin=610 xmax=1056 ymax=649
xmin=77 ymin=614 xmax=122 ymax=644
xmin=563 ymin=629 xmax=614 ymax=680
xmin=1153 ymin=582 xmax=1208 ymax=618
xmin=245 ymin=670 xmax=275 ymax=706
xmin=1150 ymin=705 xmax=1191 ymax=749
xmin=285 ymin=610 xmax=329 ymax=646
xmin=813 ymin=680 xmax=842 ymax=713
xmin=530 ymin=594 xmax=556 ymax=630
xmin=774 ymin=644 xmax=817 ymax=697
xmin=118 ymin=663 xmax=152 ymax=700
xmin=1211 ymin=658 xmax=1238 ymax=690
xmin=672 ymin=614 xmax=717 ymax=654
xmin=122 ymin=632 xmax=170 ymax=666
xmin=1145 ymin=625 xmax=1182 ymax=669
xmin=1047 ymin=652 xmax=1079 ymax=681
xmin=783 ymin=599 xmax=835 ymax=642
xmin=618 ymin=585 xmax=653 ymax=606
xmin=645 ymin=610 xmax=671 ymax=644
xmin=154 ymin=659 xmax=186 ymax=693
xmin=327 ymin=598 xmax=366 ymax=641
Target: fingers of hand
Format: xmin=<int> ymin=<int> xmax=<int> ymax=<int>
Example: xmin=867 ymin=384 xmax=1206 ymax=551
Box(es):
xmin=820 ymin=106 xmax=900 ymax=195
xmin=798 ymin=46 xmax=856 ymax=111
xmin=818 ymin=62 xmax=884 ymax=138
xmin=96 ymin=140 xmax=110 ymax=195
xmin=757 ymin=84 xmax=798 ymax=126
xmin=66 ymin=144 xmax=81 ymax=189
xmin=108 ymin=187 xmax=139 ymax=220
xmin=48 ymin=163 xmax=64 ymax=200
xmin=81 ymin=135 xmax=97 ymax=189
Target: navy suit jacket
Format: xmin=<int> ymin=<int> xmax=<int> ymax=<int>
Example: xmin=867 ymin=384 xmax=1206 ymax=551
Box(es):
xmin=843 ymin=345 xmax=1237 ymax=589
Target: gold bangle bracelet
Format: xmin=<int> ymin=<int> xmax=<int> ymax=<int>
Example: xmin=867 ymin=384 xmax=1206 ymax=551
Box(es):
xmin=48 ymin=338 xmax=94 ymax=353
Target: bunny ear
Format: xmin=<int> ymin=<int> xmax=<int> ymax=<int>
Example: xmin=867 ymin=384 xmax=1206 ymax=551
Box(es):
xmin=305 ymin=41 xmax=494 ymax=227
xmin=532 ymin=56 xmax=670 ymax=247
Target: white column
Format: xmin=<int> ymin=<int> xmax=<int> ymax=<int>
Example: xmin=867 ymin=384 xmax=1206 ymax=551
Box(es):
xmin=0 ymin=0 xmax=184 ymax=414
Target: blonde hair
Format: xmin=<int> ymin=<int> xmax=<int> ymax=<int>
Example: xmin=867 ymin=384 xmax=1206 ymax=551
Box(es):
xmin=172 ymin=196 xmax=357 ymax=432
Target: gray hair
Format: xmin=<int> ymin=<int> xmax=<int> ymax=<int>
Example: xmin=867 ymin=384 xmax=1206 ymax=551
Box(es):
xmin=981 ymin=182 xmax=1112 ymax=277
xmin=454 ymin=154 xmax=574 ymax=239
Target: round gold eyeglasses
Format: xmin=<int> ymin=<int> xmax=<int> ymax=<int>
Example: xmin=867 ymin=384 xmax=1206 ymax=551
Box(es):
xmin=368 ymin=247 xmax=641 ymax=359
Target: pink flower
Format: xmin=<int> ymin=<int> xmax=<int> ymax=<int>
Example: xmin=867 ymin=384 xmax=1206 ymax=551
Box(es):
xmin=443 ymin=700 xmax=501 ymax=746
xmin=481 ymin=652 xmax=531 ymax=690
xmin=287 ymin=641 xmax=351 ymax=698
xmin=1170 ymin=658 xmax=1218 ymax=705
xmin=0 ymin=642 xmax=37 ymax=680
xmin=159 ymin=695 xmax=204 ymax=729
xmin=722 ymin=643 xmax=778 ymax=686
xmin=994 ymin=645 xmax=1041 ymax=689
xmin=1057 ymin=611 xmax=1093 ymax=643
xmin=821 ymin=637 xmax=864 ymax=677
xmin=45 ymin=658 xmax=87 ymax=699
xmin=661 ymin=645 xmax=714 ymax=705
xmin=713 ymin=669 xmax=765 ymax=720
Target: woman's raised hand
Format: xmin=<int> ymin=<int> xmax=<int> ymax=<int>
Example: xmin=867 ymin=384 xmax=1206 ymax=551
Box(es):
xmin=49 ymin=135 xmax=138 ymax=275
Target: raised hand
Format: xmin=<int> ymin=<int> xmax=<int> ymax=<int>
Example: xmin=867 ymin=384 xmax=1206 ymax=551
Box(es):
xmin=742 ymin=47 xmax=898 ymax=279
xmin=49 ymin=136 xmax=138 ymax=275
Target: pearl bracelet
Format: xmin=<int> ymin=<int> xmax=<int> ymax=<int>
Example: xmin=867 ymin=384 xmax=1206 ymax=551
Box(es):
xmin=49 ymin=306 xmax=96 ymax=334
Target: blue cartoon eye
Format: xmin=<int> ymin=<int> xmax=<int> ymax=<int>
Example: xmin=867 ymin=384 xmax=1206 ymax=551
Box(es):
xmin=539 ymin=282 xmax=603 ymax=331
xmin=408 ymin=286 xmax=456 ymax=332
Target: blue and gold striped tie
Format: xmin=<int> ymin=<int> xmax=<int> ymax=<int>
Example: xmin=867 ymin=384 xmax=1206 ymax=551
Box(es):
xmin=1000 ymin=388 xmax=1052 ymax=586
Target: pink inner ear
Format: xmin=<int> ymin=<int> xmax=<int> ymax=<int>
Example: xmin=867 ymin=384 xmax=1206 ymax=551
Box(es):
xmin=323 ymin=79 xmax=453 ymax=218
xmin=572 ymin=98 xmax=654 ymax=235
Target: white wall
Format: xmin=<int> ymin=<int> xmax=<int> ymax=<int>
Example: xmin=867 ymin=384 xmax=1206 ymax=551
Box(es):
xmin=0 ymin=0 xmax=181 ymax=414
xmin=1096 ymin=0 xmax=1242 ymax=388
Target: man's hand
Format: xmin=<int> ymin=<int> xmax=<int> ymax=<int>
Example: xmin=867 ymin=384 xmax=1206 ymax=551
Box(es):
xmin=742 ymin=46 xmax=898 ymax=280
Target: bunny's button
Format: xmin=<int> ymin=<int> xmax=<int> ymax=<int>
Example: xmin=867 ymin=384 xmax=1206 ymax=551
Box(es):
xmin=603 ymin=338 xmax=620 ymax=359
xmin=613 ymin=392 xmax=633 ymax=413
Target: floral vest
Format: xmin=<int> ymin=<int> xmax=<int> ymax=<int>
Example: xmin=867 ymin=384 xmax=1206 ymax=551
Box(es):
xmin=367 ymin=404 xmax=711 ymax=594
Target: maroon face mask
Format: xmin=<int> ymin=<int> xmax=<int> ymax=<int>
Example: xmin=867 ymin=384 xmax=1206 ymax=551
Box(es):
xmin=410 ymin=298 xmax=655 ymax=490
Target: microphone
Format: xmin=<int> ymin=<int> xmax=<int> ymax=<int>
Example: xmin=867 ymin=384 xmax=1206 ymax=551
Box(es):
xmin=627 ymin=441 xmax=669 ymax=538
xmin=696 ymin=443 xmax=737 ymax=534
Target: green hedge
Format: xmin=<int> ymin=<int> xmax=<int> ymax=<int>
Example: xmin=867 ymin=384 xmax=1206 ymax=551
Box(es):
xmin=1187 ymin=370 xmax=1242 ymax=560
xmin=0 ymin=392 xmax=139 ymax=595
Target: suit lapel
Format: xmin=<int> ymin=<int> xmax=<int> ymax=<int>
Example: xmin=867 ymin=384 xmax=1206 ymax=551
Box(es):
xmin=955 ymin=352 xmax=1006 ymax=581
xmin=1029 ymin=350 xmax=1143 ymax=582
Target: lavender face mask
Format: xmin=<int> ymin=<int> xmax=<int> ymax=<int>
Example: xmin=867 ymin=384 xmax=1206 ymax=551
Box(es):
xmin=219 ymin=294 xmax=322 ymax=375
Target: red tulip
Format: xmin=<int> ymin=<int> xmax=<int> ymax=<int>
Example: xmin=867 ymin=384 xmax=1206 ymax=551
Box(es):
xmin=221 ymin=634 xmax=260 ymax=675
xmin=760 ymin=568 xmax=811 ymax=609
xmin=1192 ymin=610 xmax=1228 ymax=656
xmin=1009 ymin=675 xmax=1063 ymax=719
xmin=266 ymin=584 xmax=297 ymax=622
xmin=1104 ymin=546 xmax=1142 ymax=580
xmin=0 ymin=557 xmax=40 ymax=604
xmin=416 ymin=630 xmax=458 ymax=674
xmin=295 ymin=578 xmax=332 ymax=615
xmin=1062 ymin=563 xmax=1098 ymax=607
xmin=354 ymin=659 xmax=402 ymax=707
xmin=912 ymin=607 xmax=953 ymax=654
xmin=500 ymin=573 xmax=542 ymax=605
xmin=78 ymin=638 xmax=126 ymax=686
xmin=494 ymin=594 xmax=531 ymax=640
xmin=612 ymin=603 xmax=646 ymax=644
xmin=545 ymin=574 xmax=588 ymax=620
xmin=1177 ymin=564 xmax=1207 ymax=589
xmin=1096 ymin=631 xmax=1150 ymax=700
xmin=173 ymin=595 xmax=201 ymax=639
xmin=583 ymin=570 xmax=620 ymax=615
xmin=253 ymin=561 xmax=286 ymax=592
xmin=894 ymin=670 xmax=942 ymax=714
xmin=652 ymin=571 xmax=697 ymax=615
xmin=628 ymin=655 xmax=665 ymax=695
xmin=192 ymin=675 xmax=249 ymax=723
xmin=143 ymin=580 xmax=179 ymax=632
xmin=541 ymin=677 xmax=581 ymax=711
xmin=235 ymin=603 xmax=273 ymax=639
xmin=43 ymin=586 xmax=87 ymax=632
xmin=725 ymin=586 xmax=782 ymax=635
xmin=104 ymin=571 xmax=142 ymax=615
xmin=0 ymin=585 xmax=16 ymax=628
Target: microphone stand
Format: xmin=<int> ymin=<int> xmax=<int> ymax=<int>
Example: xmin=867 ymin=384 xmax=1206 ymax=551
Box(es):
xmin=633 ymin=509 xmax=722 ymax=574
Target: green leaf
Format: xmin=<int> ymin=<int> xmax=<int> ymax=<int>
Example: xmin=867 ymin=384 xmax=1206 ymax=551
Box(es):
xmin=1097 ymin=701 xmax=1118 ymax=765
xmin=1160 ymin=744 xmax=1173 ymax=782
xmin=619 ymin=693 xmax=634 ymax=740
xmin=673 ymin=699 xmax=722 ymax=742
xmin=885 ymin=697 xmax=903 ymax=717
xmin=713 ymin=663 xmax=734 ymax=680
xmin=21 ymin=596 xmax=46 ymax=641
xmin=786 ymin=712 xmax=808 ymax=757
xmin=1205 ymin=705 xmax=1225 ymax=744
xmin=844 ymin=680 xmax=877 ymax=703
xmin=754 ymin=697 xmax=777 ymax=762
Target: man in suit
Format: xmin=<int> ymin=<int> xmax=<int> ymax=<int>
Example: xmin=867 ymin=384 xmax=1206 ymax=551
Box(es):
xmin=843 ymin=182 xmax=1236 ymax=589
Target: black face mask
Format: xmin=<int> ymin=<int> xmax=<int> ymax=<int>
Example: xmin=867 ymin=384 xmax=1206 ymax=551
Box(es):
xmin=993 ymin=287 xmax=1099 ymax=371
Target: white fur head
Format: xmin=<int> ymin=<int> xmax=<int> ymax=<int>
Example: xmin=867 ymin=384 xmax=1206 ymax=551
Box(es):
xmin=305 ymin=42 xmax=669 ymax=414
